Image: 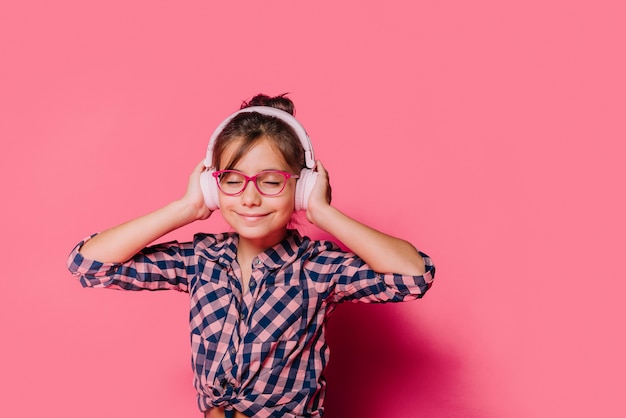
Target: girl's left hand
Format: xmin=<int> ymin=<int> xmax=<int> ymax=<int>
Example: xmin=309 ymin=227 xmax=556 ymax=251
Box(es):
xmin=306 ymin=160 xmax=332 ymax=224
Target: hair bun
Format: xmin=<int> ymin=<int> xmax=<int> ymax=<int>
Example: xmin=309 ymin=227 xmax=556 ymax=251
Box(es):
xmin=241 ymin=93 xmax=295 ymax=115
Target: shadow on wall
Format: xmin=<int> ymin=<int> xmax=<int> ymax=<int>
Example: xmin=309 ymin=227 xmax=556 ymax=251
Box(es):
xmin=323 ymin=302 xmax=460 ymax=418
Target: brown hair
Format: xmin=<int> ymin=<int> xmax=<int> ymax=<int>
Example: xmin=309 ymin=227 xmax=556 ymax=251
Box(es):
xmin=211 ymin=93 xmax=304 ymax=174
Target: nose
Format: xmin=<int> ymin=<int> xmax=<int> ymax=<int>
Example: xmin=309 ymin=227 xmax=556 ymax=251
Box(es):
xmin=240 ymin=179 xmax=262 ymax=206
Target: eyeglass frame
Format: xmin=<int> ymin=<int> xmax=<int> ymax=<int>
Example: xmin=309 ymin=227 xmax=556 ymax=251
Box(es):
xmin=211 ymin=169 xmax=300 ymax=196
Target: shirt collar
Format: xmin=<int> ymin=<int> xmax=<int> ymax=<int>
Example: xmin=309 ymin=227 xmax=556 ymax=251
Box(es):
xmin=196 ymin=230 xmax=308 ymax=270
xmin=195 ymin=232 xmax=238 ymax=267
xmin=256 ymin=229 xmax=306 ymax=270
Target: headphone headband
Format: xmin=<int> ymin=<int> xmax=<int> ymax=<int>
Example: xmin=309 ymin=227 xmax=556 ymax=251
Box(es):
xmin=204 ymin=106 xmax=315 ymax=169
xmin=200 ymin=105 xmax=318 ymax=211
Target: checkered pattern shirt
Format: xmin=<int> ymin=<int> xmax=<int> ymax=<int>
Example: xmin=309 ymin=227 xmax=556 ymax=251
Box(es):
xmin=67 ymin=230 xmax=435 ymax=417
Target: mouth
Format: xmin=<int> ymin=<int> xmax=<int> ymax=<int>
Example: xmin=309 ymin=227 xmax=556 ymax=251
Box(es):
xmin=237 ymin=212 xmax=269 ymax=222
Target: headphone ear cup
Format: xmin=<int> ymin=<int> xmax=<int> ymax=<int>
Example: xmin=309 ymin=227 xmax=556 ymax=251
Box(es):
xmin=200 ymin=169 xmax=220 ymax=211
xmin=295 ymin=168 xmax=318 ymax=211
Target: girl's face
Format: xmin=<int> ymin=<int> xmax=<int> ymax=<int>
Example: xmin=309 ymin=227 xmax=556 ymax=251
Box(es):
xmin=218 ymin=137 xmax=297 ymax=251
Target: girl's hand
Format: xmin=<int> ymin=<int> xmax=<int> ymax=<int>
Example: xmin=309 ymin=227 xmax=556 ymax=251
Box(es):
xmin=306 ymin=160 xmax=332 ymax=225
xmin=180 ymin=161 xmax=213 ymax=221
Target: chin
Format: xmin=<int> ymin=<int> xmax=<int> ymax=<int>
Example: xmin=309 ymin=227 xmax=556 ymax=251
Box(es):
xmin=237 ymin=226 xmax=288 ymax=248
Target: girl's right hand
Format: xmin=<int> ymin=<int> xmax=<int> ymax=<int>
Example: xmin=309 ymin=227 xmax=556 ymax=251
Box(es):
xmin=180 ymin=160 xmax=213 ymax=221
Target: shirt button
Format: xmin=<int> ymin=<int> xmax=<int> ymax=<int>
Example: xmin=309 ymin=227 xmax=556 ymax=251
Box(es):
xmin=230 ymin=346 xmax=236 ymax=355
xmin=249 ymin=281 xmax=256 ymax=289
xmin=239 ymin=312 xmax=245 ymax=321
xmin=254 ymin=259 xmax=262 ymax=266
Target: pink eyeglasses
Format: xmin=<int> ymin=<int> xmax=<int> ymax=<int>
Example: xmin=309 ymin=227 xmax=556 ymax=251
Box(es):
xmin=212 ymin=170 xmax=299 ymax=196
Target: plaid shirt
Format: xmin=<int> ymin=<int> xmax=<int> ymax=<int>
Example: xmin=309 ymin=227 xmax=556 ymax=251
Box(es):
xmin=68 ymin=230 xmax=435 ymax=417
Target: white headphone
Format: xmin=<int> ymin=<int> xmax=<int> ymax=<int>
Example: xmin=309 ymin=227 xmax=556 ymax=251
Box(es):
xmin=199 ymin=106 xmax=318 ymax=211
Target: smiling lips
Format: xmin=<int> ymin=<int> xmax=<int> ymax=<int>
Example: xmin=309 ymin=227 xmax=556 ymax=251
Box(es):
xmin=237 ymin=212 xmax=269 ymax=222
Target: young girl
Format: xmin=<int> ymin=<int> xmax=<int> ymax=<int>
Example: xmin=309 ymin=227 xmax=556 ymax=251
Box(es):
xmin=67 ymin=94 xmax=435 ymax=418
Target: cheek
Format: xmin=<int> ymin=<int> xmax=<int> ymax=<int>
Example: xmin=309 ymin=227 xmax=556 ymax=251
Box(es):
xmin=280 ymin=188 xmax=297 ymax=210
xmin=273 ymin=195 xmax=295 ymax=213
xmin=218 ymin=194 xmax=240 ymax=211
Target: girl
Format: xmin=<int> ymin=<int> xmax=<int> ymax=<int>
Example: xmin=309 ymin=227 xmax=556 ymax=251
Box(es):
xmin=67 ymin=94 xmax=435 ymax=418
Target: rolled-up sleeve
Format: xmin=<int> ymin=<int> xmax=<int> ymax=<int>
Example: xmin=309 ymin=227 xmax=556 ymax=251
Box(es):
xmin=321 ymin=250 xmax=435 ymax=304
xmin=67 ymin=235 xmax=194 ymax=292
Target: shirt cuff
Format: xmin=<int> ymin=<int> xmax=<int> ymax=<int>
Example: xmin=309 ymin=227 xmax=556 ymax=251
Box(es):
xmin=381 ymin=252 xmax=436 ymax=296
xmin=67 ymin=234 xmax=121 ymax=287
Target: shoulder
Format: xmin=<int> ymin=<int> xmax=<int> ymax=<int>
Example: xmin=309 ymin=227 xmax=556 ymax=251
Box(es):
xmin=192 ymin=232 xmax=237 ymax=261
xmin=294 ymin=232 xmax=357 ymax=265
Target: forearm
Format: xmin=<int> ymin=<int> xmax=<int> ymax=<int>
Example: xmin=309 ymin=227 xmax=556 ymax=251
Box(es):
xmin=311 ymin=205 xmax=426 ymax=276
xmin=79 ymin=199 xmax=199 ymax=263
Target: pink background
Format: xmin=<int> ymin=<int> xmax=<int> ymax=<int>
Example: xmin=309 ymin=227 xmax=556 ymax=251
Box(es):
xmin=1 ymin=1 xmax=625 ymax=417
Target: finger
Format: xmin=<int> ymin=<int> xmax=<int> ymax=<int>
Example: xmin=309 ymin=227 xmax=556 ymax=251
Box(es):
xmin=315 ymin=160 xmax=327 ymax=176
xmin=194 ymin=161 xmax=210 ymax=178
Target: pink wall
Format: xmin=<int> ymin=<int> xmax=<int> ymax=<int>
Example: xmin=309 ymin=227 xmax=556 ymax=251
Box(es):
xmin=1 ymin=1 xmax=625 ymax=417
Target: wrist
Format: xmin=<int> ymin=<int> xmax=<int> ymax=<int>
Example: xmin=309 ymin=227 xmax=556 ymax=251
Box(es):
xmin=308 ymin=203 xmax=338 ymax=230
xmin=170 ymin=198 xmax=208 ymax=225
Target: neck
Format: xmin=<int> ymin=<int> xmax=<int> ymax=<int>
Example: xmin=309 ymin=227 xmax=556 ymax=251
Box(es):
xmin=236 ymin=229 xmax=288 ymax=264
